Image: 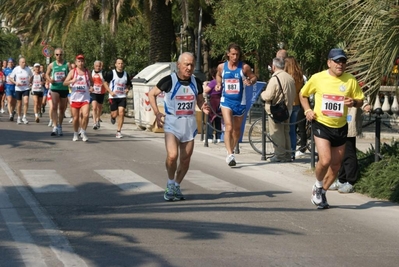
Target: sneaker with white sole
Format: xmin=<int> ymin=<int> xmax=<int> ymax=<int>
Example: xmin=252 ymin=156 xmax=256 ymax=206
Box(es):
xmin=0 ymin=109 xmax=4 ymax=113
xmin=48 ymin=120 xmax=53 ymax=127
xmin=164 ymin=183 xmax=176 ymax=201
xmin=81 ymin=132 xmax=88 ymax=142
xmin=57 ymin=126 xmax=63 ymax=136
xmin=329 ymin=180 xmax=344 ymax=190
xmin=51 ymin=126 xmax=58 ymax=136
xmin=311 ymin=184 xmax=323 ymax=206
xmin=72 ymin=133 xmax=79 ymax=141
xmin=338 ymin=182 xmax=354 ymax=193
xmin=226 ymin=154 xmax=236 ymax=166
xmin=22 ymin=117 xmax=29 ymax=124
xmin=316 ymin=191 xmax=330 ymax=209
xmin=174 ymin=185 xmax=185 ymax=200
xmin=16 ymin=117 xmax=22 ymax=124
xmin=295 ymin=151 xmax=306 ymax=158
xmin=116 ymin=131 xmax=123 ymax=138
xmin=93 ymin=123 xmax=98 ymax=130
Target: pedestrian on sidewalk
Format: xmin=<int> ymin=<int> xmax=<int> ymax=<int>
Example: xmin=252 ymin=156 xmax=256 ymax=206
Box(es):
xmin=300 ymin=48 xmax=364 ymax=209
xmin=148 ymin=52 xmax=209 ymax=201
xmin=330 ymin=100 xmax=371 ymax=193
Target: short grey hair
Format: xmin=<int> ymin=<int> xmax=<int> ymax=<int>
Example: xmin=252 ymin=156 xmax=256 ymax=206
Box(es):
xmin=178 ymin=52 xmax=194 ymax=63
xmin=273 ymin=57 xmax=285 ymax=70
xmin=94 ymin=60 xmax=102 ymax=66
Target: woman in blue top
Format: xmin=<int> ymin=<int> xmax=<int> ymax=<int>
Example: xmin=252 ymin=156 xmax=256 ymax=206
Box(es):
xmin=215 ymin=43 xmax=257 ymax=167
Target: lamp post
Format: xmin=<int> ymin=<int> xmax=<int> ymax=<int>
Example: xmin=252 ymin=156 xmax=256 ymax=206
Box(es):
xmin=193 ymin=7 xmax=206 ymax=82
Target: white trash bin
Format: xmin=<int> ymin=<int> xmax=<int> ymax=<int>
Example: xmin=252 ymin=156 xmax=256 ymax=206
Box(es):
xmin=132 ymin=62 xmax=177 ymax=131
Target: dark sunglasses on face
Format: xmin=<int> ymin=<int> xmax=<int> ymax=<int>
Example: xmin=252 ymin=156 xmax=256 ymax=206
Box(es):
xmin=332 ymin=58 xmax=347 ymax=64
xmin=55 ymin=54 xmax=63 ymax=56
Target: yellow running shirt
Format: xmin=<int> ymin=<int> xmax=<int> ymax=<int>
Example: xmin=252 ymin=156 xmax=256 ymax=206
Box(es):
xmin=301 ymin=70 xmax=364 ymax=128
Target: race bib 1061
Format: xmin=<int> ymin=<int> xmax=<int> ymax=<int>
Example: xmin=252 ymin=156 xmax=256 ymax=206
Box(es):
xmin=321 ymin=94 xmax=344 ymax=117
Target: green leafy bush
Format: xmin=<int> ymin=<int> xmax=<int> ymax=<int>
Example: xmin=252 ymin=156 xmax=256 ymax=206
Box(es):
xmin=356 ymin=141 xmax=399 ymax=203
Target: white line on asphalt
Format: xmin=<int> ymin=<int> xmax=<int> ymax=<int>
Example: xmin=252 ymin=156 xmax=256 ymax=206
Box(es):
xmin=95 ymin=169 xmax=164 ymax=192
xmin=0 ymin=184 xmax=47 ymax=266
xmin=20 ymin=170 xmax=76 ymax=193
xmin=185 ymin=170 xmax=249 ymax=192
xmin=0 ymin=157 xmax=88 ymax=267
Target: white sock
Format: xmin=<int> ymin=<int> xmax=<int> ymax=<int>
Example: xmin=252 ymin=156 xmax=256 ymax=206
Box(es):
xmin=167 ymin=179 xmax=175 ymax=185
xmin=17 ymin=116 xmax=21 ymax=120
xmin=35 ymin=113 xmax=38 ymax=117
xmin=315 ymin=180 xmax=323 ymax=188
xmin=174 ymin=182 xmax=180 ymax=187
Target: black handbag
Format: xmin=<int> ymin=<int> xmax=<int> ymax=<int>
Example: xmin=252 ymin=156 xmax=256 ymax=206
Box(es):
xmin=270 ymin=75 xmax=289 ymax=123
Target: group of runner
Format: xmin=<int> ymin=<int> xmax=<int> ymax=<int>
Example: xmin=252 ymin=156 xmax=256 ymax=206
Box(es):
xmin=0 ymin=48 xmax=132 ymax=141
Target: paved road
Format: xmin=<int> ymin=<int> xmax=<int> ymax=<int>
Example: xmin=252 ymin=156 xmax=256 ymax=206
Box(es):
xmin=1 ymin=110 xmax=399 ymax=267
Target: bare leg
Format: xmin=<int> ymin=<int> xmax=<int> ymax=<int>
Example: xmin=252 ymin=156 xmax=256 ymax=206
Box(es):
xmin=80 ymin=104 xmax=90 ymax=130
xmin=221 ymin=107 xmax=234 ymax=154
xmin=165 ymin=133 xmax=179 ymax=180
xmin=117 ymin=107 xmax=125 ymax=131
xmin=175 ymin=140 xmax=194 ymax=184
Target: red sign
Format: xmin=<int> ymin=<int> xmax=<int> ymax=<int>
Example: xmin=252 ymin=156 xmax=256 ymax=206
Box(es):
xmin=42 ymin=46 xmax=54 ymax=57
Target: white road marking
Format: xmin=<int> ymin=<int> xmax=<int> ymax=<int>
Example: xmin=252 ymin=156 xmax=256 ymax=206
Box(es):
xmin=185 ymin=170 xmax=249 ymax=192
xmin=0 ymin=184 xmax=47 ymax=267
xmin=20 ymin=170 xmax=76 ymax=193
xmin=0 ymin=157 xmax=87 ymax=267
xmin=95 ymin=169 xmax=164 ymax=192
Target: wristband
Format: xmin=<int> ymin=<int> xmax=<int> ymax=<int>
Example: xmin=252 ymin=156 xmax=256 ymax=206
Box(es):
xmin=304 ymin=109 xmax=312 ymax=115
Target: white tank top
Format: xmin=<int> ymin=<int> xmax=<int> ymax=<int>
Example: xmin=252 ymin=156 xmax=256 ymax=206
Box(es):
xmin=70 ymin=69 xmax=90 ymax=103
xmin=109 ymin=70 xmax=127 ymax=99
xmin=31 ymin=74 xmax=43 ymax=92
xmin=163 ymin=73 xmax=198 ymax=117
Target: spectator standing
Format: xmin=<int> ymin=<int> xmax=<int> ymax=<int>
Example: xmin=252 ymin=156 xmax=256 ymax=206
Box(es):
xmin=330 ymin=100 xmax=371 ymax=193
xmin=261 ymin=57 xmax=296 ymax=162
xmin=284 ymin=56 xmax=305 ymax=160
xmin=203 ymin=67 xmax=222 ymax=143
xmin=300 ymin=48 xmax=364 ymax=209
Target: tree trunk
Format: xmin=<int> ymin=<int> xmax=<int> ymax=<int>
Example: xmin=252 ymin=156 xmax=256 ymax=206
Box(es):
xmin=149 ymin=0 xmax=175 ymax=63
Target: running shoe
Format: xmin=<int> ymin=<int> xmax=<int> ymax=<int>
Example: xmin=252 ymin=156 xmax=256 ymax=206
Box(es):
xmin=116 ymin=131 xmax=123 ymax=138
xmin=72 ymin=133 xmax=79 ymax=141
xmin=48 ymin=120 xmax=53 ymax=127
xmin=9 ymin=114 xmax=14 ymax=121
xmin=22 ymin=117 xmax=29 ymax=124
xmin=35 ymin=117 xmax=40 ymax=123
xmin=329 ymin=180 xmax=343 ymax=191
xmin=51 ymin=126 xmax=57 ymax=136
xmin=69 ymin=118 xmax=73 ymax=123
xmin=111 ymin=117 xmax=116 ymax=125
xmin=311 ymin=184 xmax=323 ymax=206
xmin=164 ymin=183 xmax=176 ymax=201
xmin=81 ymin=132 xmax=88 ymax=142
xmin=226 ymin=154 xmax=236 ymax=166
xmin=57 ymin=126 xmax=63 ymax=136
xmin=97 ymin=121 xmax=101 ymax=129
xmin=16 ymin=117 xmax=22 ymax=124
xmin=174 ymin=185 xmax=186 ymax=200
xmin=93 ymin=123 xmax=98 ymax=130
xmin=0 ymin=109 xmax=4 ymax=113
xmin=316 ymin=192 xmax=330 ymax=209
xmin=338 ymin=182 xmax=354 ymax=193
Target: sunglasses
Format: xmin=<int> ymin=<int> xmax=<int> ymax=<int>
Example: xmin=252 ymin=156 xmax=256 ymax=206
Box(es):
xmin=55 ymin=54 xmax=63 ymax=56
xmin=332 ymin=58 xmax=347 ymax=64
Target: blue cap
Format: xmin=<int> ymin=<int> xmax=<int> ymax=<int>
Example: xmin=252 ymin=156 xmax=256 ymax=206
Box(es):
xmin=328 ymin=49 xmax=347 ymax=60
xmin=7 ymin=58 xmax=14 ymax=62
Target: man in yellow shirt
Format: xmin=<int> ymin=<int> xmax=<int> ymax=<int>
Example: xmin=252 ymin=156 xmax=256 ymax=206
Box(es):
xmin=299 ymin=48 xmax=364 ymax=209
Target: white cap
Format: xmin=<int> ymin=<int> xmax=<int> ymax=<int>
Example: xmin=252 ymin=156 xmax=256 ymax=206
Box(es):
xmin=33 ymin=63 xmax=40 ymax=67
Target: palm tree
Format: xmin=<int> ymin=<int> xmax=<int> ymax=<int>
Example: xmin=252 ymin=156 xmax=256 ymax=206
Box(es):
xmin=332 ymin=0 xmax=399 ymax=96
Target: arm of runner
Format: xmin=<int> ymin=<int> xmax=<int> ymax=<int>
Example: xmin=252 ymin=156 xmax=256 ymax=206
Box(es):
xmin=63 ymin=70 xmax=75 ymax=86
xmin=215 ymin=64 xmax=223 ymax=91
xmin=243 ymin=64 xmax=257 ymax=86
xmin=148 ymin=86 xmax=165 ymax=128
xmin=45 ymin=63 xmax=53 ymax=83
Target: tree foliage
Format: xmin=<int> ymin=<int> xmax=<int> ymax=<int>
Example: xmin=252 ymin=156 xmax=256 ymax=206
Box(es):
xmin=205 ymin=0 xmax=344 ymax=79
